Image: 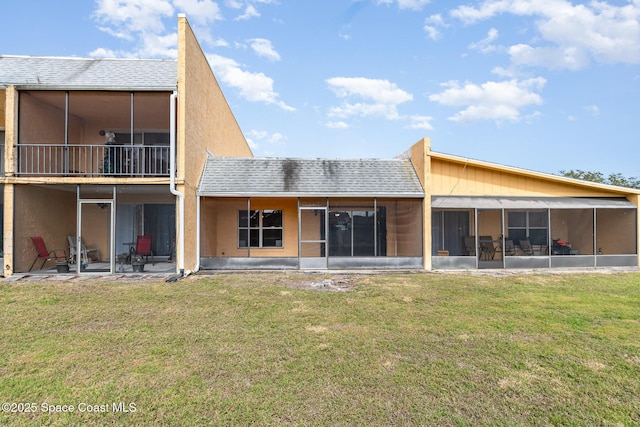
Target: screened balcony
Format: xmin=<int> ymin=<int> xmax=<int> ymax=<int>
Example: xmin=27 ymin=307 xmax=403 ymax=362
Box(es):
xmin=17 ymin=90 xmax=171 ymax=177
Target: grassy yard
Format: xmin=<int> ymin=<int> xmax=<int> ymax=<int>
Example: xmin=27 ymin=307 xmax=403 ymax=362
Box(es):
xmin=0 ymin=271 xmax=639 ymax=426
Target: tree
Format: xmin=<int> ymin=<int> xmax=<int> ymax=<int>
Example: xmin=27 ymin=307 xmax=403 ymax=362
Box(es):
xmin=560 ymin=170 xmax=640 ymax=189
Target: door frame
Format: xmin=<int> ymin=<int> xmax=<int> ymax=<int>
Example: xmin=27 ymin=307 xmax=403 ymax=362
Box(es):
xmin=76 ymin=188 xmax=116 ymax=274
xmin=298 ymin=205 xmax=328 ymax=269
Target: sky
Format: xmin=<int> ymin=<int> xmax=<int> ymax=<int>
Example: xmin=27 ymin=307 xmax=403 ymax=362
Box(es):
xmin=2 ymin=0 xmax=640 ymax=177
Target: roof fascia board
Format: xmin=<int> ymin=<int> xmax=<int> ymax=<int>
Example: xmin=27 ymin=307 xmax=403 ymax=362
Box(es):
xmin=13 ymin=85 xmax=176 ymax=91
xmin=197 ymin=192 xmax=425 ymax=198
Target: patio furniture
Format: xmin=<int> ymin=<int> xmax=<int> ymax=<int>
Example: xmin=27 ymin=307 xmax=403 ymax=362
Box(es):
xmin=29 ymin=236 xmax=67 ymax=271
xmin=68 ymin=236 xmax=100 ymax=264
xmin=463 ymin=236 xmax=476 ymax=256
xmin=552 ymin=239 xmax=571 ymax=255
xmin=134 ymin=235 xmax=154 ymax=265
xmin=504 ymin=239 xmax=516 ymax=256
xmin=519 ymin=239 xmax=534 ymax=255
xmin=479 ymin=236 xmax=497 ymax=260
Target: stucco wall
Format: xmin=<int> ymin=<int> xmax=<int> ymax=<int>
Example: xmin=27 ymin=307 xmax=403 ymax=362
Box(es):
xmin=13 ymin=185 xmax=76 ymax=272
xmin=201 ymin=197 xmax=298 ymax=257
xmin=177 ymin=15 xmax=253 ymax=271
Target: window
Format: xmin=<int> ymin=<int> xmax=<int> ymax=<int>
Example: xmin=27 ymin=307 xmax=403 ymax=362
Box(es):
xmin=507 ymin=210 xmax=548 ymax=246
xmin=238 ymin=210 xmax=283 ymax=248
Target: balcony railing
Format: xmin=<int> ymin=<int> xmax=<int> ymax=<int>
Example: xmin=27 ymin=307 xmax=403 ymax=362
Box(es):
xmin=17 ymin=144 xmax=170 ymax=177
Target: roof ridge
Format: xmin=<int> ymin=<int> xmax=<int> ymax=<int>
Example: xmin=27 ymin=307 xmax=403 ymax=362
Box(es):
xmin=0 ymin=54 xmax=176 ymax=62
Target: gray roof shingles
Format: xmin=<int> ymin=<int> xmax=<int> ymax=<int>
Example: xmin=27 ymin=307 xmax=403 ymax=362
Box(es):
xmin=0 ymin=55 xmax=177 ymax=90
xmin=198 ymin=157 xmax=425 ymax=197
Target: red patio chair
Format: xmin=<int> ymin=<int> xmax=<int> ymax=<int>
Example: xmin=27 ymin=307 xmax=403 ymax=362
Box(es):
xmin=30 ymin=237 xmax=67 ymax=271
xmin=134 ymin=235 xmax=154 ymax=265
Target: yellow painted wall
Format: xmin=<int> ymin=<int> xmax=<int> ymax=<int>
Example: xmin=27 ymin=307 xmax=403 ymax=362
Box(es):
xmin=201 ymin=197 xmax=298 ymax=257
xmin=407 ymin=138 xmax=430 ymax=267
xmin=431 ymin=158 xmax=625 ymax=197
xmin=13 ymin=185 xmax=76 ymax=272
xmin=177 ymin=15 xmax=253 ymax=271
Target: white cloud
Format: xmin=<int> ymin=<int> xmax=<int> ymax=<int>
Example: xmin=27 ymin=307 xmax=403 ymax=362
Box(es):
xmin=235 ymin=4 xmax=260 ymax=20
xmin=325 ymin=121 xmax=350 ymax=129
xmin=450 ymin=0 xmax=640 ymax=69
xmin=508 ymin=44 xmax=589 ymax=70
xmin=407 ymin=115 xmax=434 ymax=130
xmin=327 ymin=77 xmax=413 ymax=105
xmin=326 ymin=77 xmax=413 ymax=120
xmin=207 ymin=54 xmax=295 ymax=111
xmin=429 ymin=78 xmax=546 ymax=123
xmin=424 ymin=14 xmax=446 ymax=40
xmin=89 ymin=47 xmax=118 ymax=58
xmin=248 ymin=38 xmax=281 ymax=61
xmin=584 ymin=104 xmax=600 ymax=116
xmin=246 ymin=129 xmax=286 ymax=150
xmin=469 ymin=28 xmax=499 ymax=53
xmin=173 ymin=0 xmax=222 ymax=26
xmin=92 ymin=0 xmax=221 ymax=57
xmin=377 ymin=0 xmax=431 ymax=11
xmin=225 ymin=0 xmax=243 ymax=9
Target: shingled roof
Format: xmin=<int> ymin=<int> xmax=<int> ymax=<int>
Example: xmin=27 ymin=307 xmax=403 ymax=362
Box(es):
xmin=198 ymin=157 xmax=425 ymax=197
xmin=0 ymin=55 xmax=177 ymax=90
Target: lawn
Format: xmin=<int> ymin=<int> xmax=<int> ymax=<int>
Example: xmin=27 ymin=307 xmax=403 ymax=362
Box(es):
xmin=0 ymin=271 xmax=639 ymax=426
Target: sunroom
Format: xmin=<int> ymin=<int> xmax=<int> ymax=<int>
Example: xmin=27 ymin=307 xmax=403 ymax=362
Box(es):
xmin=431 ymin=196 xmax=638 ymax=269
xmin=197 ymin=157 xmax=425 ymax=270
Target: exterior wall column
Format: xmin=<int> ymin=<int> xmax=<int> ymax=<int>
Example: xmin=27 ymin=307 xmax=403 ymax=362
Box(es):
xmin=3 ymin=183 xmax=14 ymax=276
xmin=629 ymin=194 xmax=640 ymax=268
xmin=3 ymin=86 xmax=18 ymax=276
xmin=409 ymin=137 xmax=431 ymax=270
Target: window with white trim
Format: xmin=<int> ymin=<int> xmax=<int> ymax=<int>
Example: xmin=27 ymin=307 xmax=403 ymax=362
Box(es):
xmin=238 ymin=210 xmax=283 ymax=248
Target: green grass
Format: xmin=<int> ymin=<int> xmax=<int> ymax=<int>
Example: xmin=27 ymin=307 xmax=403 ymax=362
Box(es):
xmin=0 ymin=272 xmax=639 ymax=426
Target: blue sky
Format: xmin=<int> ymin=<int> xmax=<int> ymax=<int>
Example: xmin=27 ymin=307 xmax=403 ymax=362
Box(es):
xmin=2 ymin=0 xmax=639 ymax=177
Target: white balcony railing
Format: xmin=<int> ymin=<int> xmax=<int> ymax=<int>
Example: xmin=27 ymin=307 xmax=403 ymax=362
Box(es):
xmin=17 ymin=144 xmax=170 ymax=177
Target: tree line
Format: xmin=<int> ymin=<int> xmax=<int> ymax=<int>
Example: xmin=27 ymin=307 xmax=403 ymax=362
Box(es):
xmin=560 ymin=170 xmax=640 ymax=189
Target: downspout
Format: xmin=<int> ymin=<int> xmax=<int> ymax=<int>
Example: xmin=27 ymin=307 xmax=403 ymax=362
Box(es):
xmin=196 ymin=195 xmax=201 ymax=272
xmin=167 ymin=90 xmax=185 ymax=281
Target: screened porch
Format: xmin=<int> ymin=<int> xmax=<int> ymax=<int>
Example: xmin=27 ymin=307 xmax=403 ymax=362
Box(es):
xmin=16 ymin=91 xmax=171 ymax=177
xmin=199 ymin=197 xmax=424 ymax=270
xmin=431 ymin=197 xmax=638 ymax=269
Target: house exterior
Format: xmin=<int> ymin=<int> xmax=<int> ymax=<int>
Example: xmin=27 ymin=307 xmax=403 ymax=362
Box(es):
xmin=1 ymin=15 xmax=638 ymax=277
xmin=0 ymin=15 xmax=252 ymax=276
xmin=196 ymin=138 xmax=640 ymax=271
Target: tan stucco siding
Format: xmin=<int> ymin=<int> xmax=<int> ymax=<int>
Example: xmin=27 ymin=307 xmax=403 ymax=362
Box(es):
xmin=13 ymin=185 xmax=76 ymax=272
xmin=177 ymin=15 xmax=253 ymax=271
xmin=201 ymin=197 xmax=298 ymax=257
xmin=178 ymin=15 xmax=251 ymax=186
xmin=431 ymin=159 xmax=627 ymax=197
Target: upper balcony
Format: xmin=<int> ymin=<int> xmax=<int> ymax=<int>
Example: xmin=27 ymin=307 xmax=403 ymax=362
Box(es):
xmin=15 ymin=90 xmax=172 ymax=178
xmin=18 ymin=142 xmax=169 ymax=177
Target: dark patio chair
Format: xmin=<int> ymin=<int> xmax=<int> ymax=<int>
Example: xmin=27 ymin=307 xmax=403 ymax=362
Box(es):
xmin=519 ymin=239 xmax=534 ymax=256
xmin=463 ymin=236 xmax=476 ymax=256
xmin=479 ymin=236 xmax=497 ymax=260
xmin=134 ymin=235 xmax=154 ymax=265
xmin=504 ymin=239 xmax=516 ymax=256
xmin=29 ymin=236 xmax=67 ymax=271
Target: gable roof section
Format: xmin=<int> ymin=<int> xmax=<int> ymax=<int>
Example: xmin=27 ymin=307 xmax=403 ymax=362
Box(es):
xmin=429 ymin=150 xmax=640 ymax=196
xmin=0 ymin=55 xmax=177 ymax=90
xmin=198 ymin=157 xmax=425 ymax=198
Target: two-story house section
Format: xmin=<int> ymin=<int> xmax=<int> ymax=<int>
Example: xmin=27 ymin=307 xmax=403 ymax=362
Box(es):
xmin=0 ymin=15 xmax=252 ymax=276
